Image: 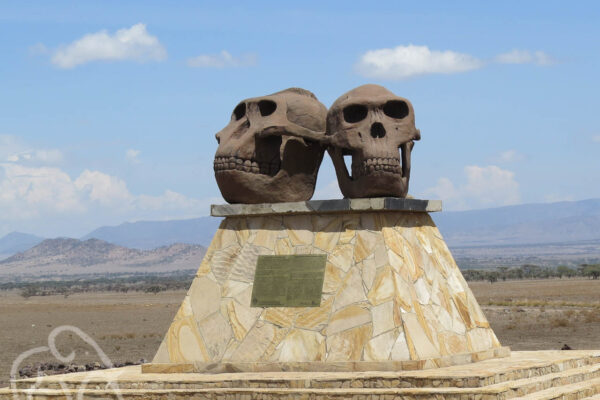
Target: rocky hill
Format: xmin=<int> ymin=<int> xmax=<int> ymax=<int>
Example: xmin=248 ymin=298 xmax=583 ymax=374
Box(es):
xmin=0 ymin=238 xmax=206 ymax=279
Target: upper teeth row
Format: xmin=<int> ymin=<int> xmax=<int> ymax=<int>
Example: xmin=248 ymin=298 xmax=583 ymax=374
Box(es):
xmin=214 ymin=156 xmax=280 ymax=174
xmin=351 ymin=157 xmax=401 ymax=177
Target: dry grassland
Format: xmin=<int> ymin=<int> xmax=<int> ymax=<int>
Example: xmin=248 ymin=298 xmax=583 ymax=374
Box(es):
xmin=0 ymin=278 xmax=599 ymax=386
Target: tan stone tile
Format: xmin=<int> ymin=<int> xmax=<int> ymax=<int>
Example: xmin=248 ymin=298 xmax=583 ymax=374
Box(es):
xmin=234 ymin=218 xmax=250 ymax=245
xmin=415 ymin=228 xmax=433 ymax=254
xmin=402 ymin=312 xmax=440 ymax=360
xmin=412 ymin=299 xmax=435 ymax=347
xmin=196 ymin=253 xmax=212 ymax=277
xmin=333 ymin=267 xmax=367 ymax=310
xmin=438 ymin=331 xmax=468 ymax=355
xmin=226 ymin=299 xmax=261 ymax=341
xmin=274 ymin=237 xmax=293 ymax=255
xmin=414 ymin=277 xmax=431 ymax=305
xmin=392 ymin=271 xmax=413 ymax=312
xmin=364 ymin=330 xmax=395 ymax=361
xmin=188 ymin=277 xmax=220 ymax=321
xmin=166 ymin=316 xmax=210 ymax=363
xmin=262 ymin=308 xmax=297 ymax=328
xmin=151 ymin=339 xmax=170 ymax=363
xmin=328 ymin=243 xmax=354 ymax=272
xmin=262 ymin=323 xmax=289 ymax=361
xmin=322 ymin=262 xmax=345 ymax=294
xmin=360 ymin=258 xmax=377 ymax=291
xmin=367 ymin=265 xmax=395 ymax=306
xmin=278 ymin=329 xmax=326 ymax=362
xmin=251 ymin=217 xmax=282 ymax=249
xmin=390 ymin=331 xmax=410 ymax=360
xmin=229 ymin=322 xmax=284 ymax=362
xmin=373 ymin=238 xmax=389 ymax=268
xmin=234 ymin=284 xmax=253 ymax=306
xmin=198 ymin=311 xmax=233 ymax=361
xmin=221 ymin=280 xmax=250 ymax=298
xmin=295 ymin=297 xmax=333 ymax=331
xmin=230 ymin=245 xmax=270 ymax=283
xmin=339 ymin=214 xmax=359 ymax=244
xmin=354 ymin=230 xmax=379 ymax=263
xmin=211 ymin=220 xmax=239 ymax=250
xmin=325 ymin=304 xmax=372 ymax=335
xmin=382 ymin=226 xmax=405 ymax=258
xmin=453 ymin=293 xmax=474 ymax=329
xmin=371 ymin=301 xmax=395 ymax=336
xmin=293 ymin=245 xmax=313 ymax=254
xmin=210 ymin=243 xmax=241 ymax=283
xmin=284 ymin=215 xmax=314 ymax=246
xmin=326 ymin=324 xmax=372 ymax=361
xmin=467 ymin=328 xmax=494 ymax=353
xmin=314 ymin=230 xmax=341 ymax=252
xmin=432 ymin=304 xmax=453 ymax=332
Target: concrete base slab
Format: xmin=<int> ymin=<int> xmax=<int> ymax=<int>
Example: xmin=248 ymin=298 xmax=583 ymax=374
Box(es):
xmin=2 ymin=350 xmax=600 ymax=399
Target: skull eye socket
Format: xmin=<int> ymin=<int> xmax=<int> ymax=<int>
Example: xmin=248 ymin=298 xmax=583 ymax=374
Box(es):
xmin=258 ymin=100 xmax=277 ymax=117
xmin=233 ymin=103 xmax=246 ymax=120
xmin=383 ymin=100 xmax=409 ymax=119
xmin=343 ymin=104 xmax=368 ymax=123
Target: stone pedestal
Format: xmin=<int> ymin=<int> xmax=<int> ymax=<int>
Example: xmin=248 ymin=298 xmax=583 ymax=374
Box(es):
xmin=146 ymin=198 xmax=508 ymax=373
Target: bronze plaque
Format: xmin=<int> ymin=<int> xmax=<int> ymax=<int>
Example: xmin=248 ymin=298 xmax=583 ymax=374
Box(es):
xmin=251 ymin=255 xmax=326 ymax=307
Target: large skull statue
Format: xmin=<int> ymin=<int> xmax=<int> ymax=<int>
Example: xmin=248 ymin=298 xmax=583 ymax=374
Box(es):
xmin=214 ymin=88 xmax=328 ymax=204
xmin=326 ymin=84 xmax=421 ymax=198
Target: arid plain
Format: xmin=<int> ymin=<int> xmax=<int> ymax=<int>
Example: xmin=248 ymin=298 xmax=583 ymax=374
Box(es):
xmin=1 ymin=278 xmax=599 ymax=387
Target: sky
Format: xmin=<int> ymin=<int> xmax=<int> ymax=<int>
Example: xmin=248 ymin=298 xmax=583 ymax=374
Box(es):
xmin=1 ymin=1 xmax=599 ymax=238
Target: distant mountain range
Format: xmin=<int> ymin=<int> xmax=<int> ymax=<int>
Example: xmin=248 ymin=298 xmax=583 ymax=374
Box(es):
xmin=1 ymin=198 xmax=598 ymax=276
xmin=0 ymin=232 xmax=45 ymax=260
xmin=433 ymin=198 xmax=600 ymax=247
xmin=81 ymin=216 xmax=222 ymax=250
xmin=0 ymin=238 xmax=206 ymax=279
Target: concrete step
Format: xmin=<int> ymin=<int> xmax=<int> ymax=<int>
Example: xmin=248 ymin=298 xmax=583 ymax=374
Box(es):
xmin=512 ymin=376 xmax=600 ymax=400
xmin=12 ymin=351 xmax=600 ymax=391
xmin=3 ymin=351 xmax=600 ymax=399
xmin=2 ymin=367 xmax=600 ymax=400
xmin=483 ymin=363 xmax=600 ymax=398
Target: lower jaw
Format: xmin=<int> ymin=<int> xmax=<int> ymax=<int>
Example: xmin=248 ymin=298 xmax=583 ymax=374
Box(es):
xmin=340 ymin=173 xmax=407 ymax=198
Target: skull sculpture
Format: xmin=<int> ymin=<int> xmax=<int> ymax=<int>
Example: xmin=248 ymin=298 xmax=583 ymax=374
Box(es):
xmin=214 ymin=88 xmax=328 ymax=204
xmin=326 ymin=84 xmax=420 ymax=198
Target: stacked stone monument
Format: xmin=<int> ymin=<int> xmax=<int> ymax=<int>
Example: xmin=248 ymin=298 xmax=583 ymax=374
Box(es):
xmin=3 ymin=85 xmax=599 ymax=399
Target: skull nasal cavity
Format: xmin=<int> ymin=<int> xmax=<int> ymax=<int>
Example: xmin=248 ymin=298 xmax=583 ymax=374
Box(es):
xmin=371 ymin=122 xmax=386 ymax=138
xmin=258 ymin=100 xmax=277 ymax=117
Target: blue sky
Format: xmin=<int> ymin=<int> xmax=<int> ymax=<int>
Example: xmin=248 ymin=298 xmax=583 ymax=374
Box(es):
xmin=1 ymin=1 xmax=599 ymax=237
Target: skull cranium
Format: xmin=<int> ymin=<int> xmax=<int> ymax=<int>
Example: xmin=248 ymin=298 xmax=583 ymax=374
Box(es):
xmin=326 ymin=84 xmax=421 ymax=198
xmin=214 ymin=88 xmax=328 ymax=204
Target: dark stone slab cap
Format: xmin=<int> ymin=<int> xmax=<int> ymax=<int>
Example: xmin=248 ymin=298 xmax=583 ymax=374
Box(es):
xmin=211 ymin=197 xmax=442 ymax=217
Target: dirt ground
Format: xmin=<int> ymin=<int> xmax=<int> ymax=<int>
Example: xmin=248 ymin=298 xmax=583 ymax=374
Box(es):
xmin=1 ymin=278 xmax=599 ymax=386
xmin=470 ymin=279 xmax=600 ymax=351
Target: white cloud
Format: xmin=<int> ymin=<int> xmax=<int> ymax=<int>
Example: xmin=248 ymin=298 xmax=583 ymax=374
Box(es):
xmin=494 ymin=149 xmax=524 ymax=163
xmin=0 ymin=163 xmax=211 ymax=232
xmin=187 ymin=50 xmax=257 ymax=68
xmin=592 ymin=135 xmax=600 ymax=143
xmin=125 ymin=149 xmax=141 ymax=164
xmin=424 ymin=165 xmax=520 ymax=210
xmin=1 ymin=134 xmax=63 ymax=164
xmin=51 ymin=23 xmax=166 ymax=69
xmin=356 ymin=45 xmax=483 ymax=80
xmin=495 ymin=50 xmax=553 ymax=65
